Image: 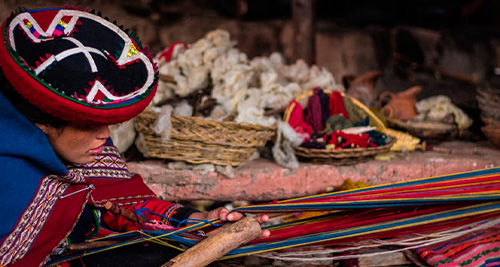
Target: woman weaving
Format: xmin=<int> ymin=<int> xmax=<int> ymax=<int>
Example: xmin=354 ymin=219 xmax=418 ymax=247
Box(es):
xmin=0 ymin=7 xmax=268 ymax=267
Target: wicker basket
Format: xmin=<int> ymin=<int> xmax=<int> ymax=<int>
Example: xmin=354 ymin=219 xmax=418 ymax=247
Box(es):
xmin=135 ymin=109 xmax=276 ymax=166
xmin=482 ymin=124 xmax=500 ymax=149
xmin=477 ymin=84 xmax=500 ymax=124
xmin=386 ymin=117 xmax=458 ymax=142
xmin=293 ymin=138 xmax=395 ymax=164
xmin=284 ymin=90 xmax=395 ymax=164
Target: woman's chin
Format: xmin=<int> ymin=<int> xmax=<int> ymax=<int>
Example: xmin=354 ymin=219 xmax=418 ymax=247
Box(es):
xmin=72 ymin=155 xmax=98 ymax=165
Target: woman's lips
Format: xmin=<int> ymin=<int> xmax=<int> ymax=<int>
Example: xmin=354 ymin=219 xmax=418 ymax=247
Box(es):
xmin=89 ymin=145 xmax=103 ymax=155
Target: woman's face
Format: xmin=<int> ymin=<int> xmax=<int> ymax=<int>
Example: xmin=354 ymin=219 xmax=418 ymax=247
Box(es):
xmin=38 ymin=123 xmax=110 ymax=164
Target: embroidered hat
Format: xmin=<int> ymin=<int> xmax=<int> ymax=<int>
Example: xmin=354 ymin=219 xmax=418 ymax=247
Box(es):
xmin=0 ymin=6 xmax=158 ymax=125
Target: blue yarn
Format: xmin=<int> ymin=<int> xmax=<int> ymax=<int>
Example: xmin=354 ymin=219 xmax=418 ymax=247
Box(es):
xmin=133 ymin=200 xmax=223 ymax=228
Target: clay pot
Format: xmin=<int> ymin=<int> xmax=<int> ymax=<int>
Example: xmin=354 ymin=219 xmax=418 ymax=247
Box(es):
xmin=344 ymin=70 xmax=382 ymax=108
xmin=379 ymin=85 xmax=422 ymax=120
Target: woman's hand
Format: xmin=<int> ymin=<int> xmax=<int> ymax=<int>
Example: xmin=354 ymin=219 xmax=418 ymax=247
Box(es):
xmin=189 ymin=207 xmax=270 ymax=237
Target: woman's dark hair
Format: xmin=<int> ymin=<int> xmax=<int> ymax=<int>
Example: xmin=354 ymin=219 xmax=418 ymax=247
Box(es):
xmin=0 ymin=70 xmax=68 ymax=128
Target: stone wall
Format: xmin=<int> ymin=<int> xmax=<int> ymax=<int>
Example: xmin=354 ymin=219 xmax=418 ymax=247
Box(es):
xmin=2 ymin=0 xmax=499 ymax=134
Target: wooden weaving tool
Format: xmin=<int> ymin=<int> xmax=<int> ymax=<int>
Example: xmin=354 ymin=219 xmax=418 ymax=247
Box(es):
xmin=104 ymin=201 xmax=151 ymax=224
xmin=161 ymin=216 xmax=262 ymax=267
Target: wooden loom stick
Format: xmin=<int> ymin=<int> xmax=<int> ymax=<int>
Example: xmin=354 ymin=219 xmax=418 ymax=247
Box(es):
xmin=161 ymin=216 xmax=262 ymax=267
xmin=66 ymin=240 xmax=121 ymax=251
xmin=104 ymin=201 xmax=150 ymax=224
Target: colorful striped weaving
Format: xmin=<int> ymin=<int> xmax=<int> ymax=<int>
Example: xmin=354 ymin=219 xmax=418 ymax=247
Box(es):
xmin=47 ymin=166 xmax=500 ymax=266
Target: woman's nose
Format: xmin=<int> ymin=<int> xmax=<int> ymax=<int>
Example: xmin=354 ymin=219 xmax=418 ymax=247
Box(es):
xmin=97 ymin=125 xmax=110 ymax=139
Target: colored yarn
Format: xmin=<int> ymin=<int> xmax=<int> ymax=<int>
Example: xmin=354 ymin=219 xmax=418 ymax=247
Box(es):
xmin=46 ymin=167 xmax=500 ymax=267
xmin=329 ymin=91 xmax=349 ymax=119
xmin=328 ymin=131 xmax=370 ymax=148
xmin=323 ymin=114 xmax=354 ymax=134
xmin=316 ymin=88 xmax=331 ymax=123
xmin=300 ymin=133 xmax=327 ymax=149
xmin=286 ymin=100 xmax=313 ymax=140
xmin=353 ymin=117 xmax=386 ymax=146
xmin=353 ymin=116 xmax=370 ymax=127
xmin=343 ymin=96 xmax=365 ymax=123
xmin=305 ymin=90 xmax=325 ymax=132
xmin=367 ymin=130 xmax=387 ymax=146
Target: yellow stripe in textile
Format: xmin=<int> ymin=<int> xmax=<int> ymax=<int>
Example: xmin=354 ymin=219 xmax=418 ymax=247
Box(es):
xmin=331 ymin=176 xmax=500 ymax=199
xmin=331 ymin=177 xmax=499 ymax=201
xmin=248 ymin=166 xmax=500 ymax=205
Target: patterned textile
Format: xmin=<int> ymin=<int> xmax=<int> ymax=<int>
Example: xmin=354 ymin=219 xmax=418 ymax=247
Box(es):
xmin=0 ymin=89 xmax=175 ymax=266
xmin=71 ymin=144 xmax=133 ymax=180
xmin=0 ymin=7 xmax=158 ymax=125
xmin=0 ymin=88 xmax=66 ymax=243
xmin=0 ymin=174 xmax=89 ymax=267
xmin=416 ymin=223 xmax=500 ymax=267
